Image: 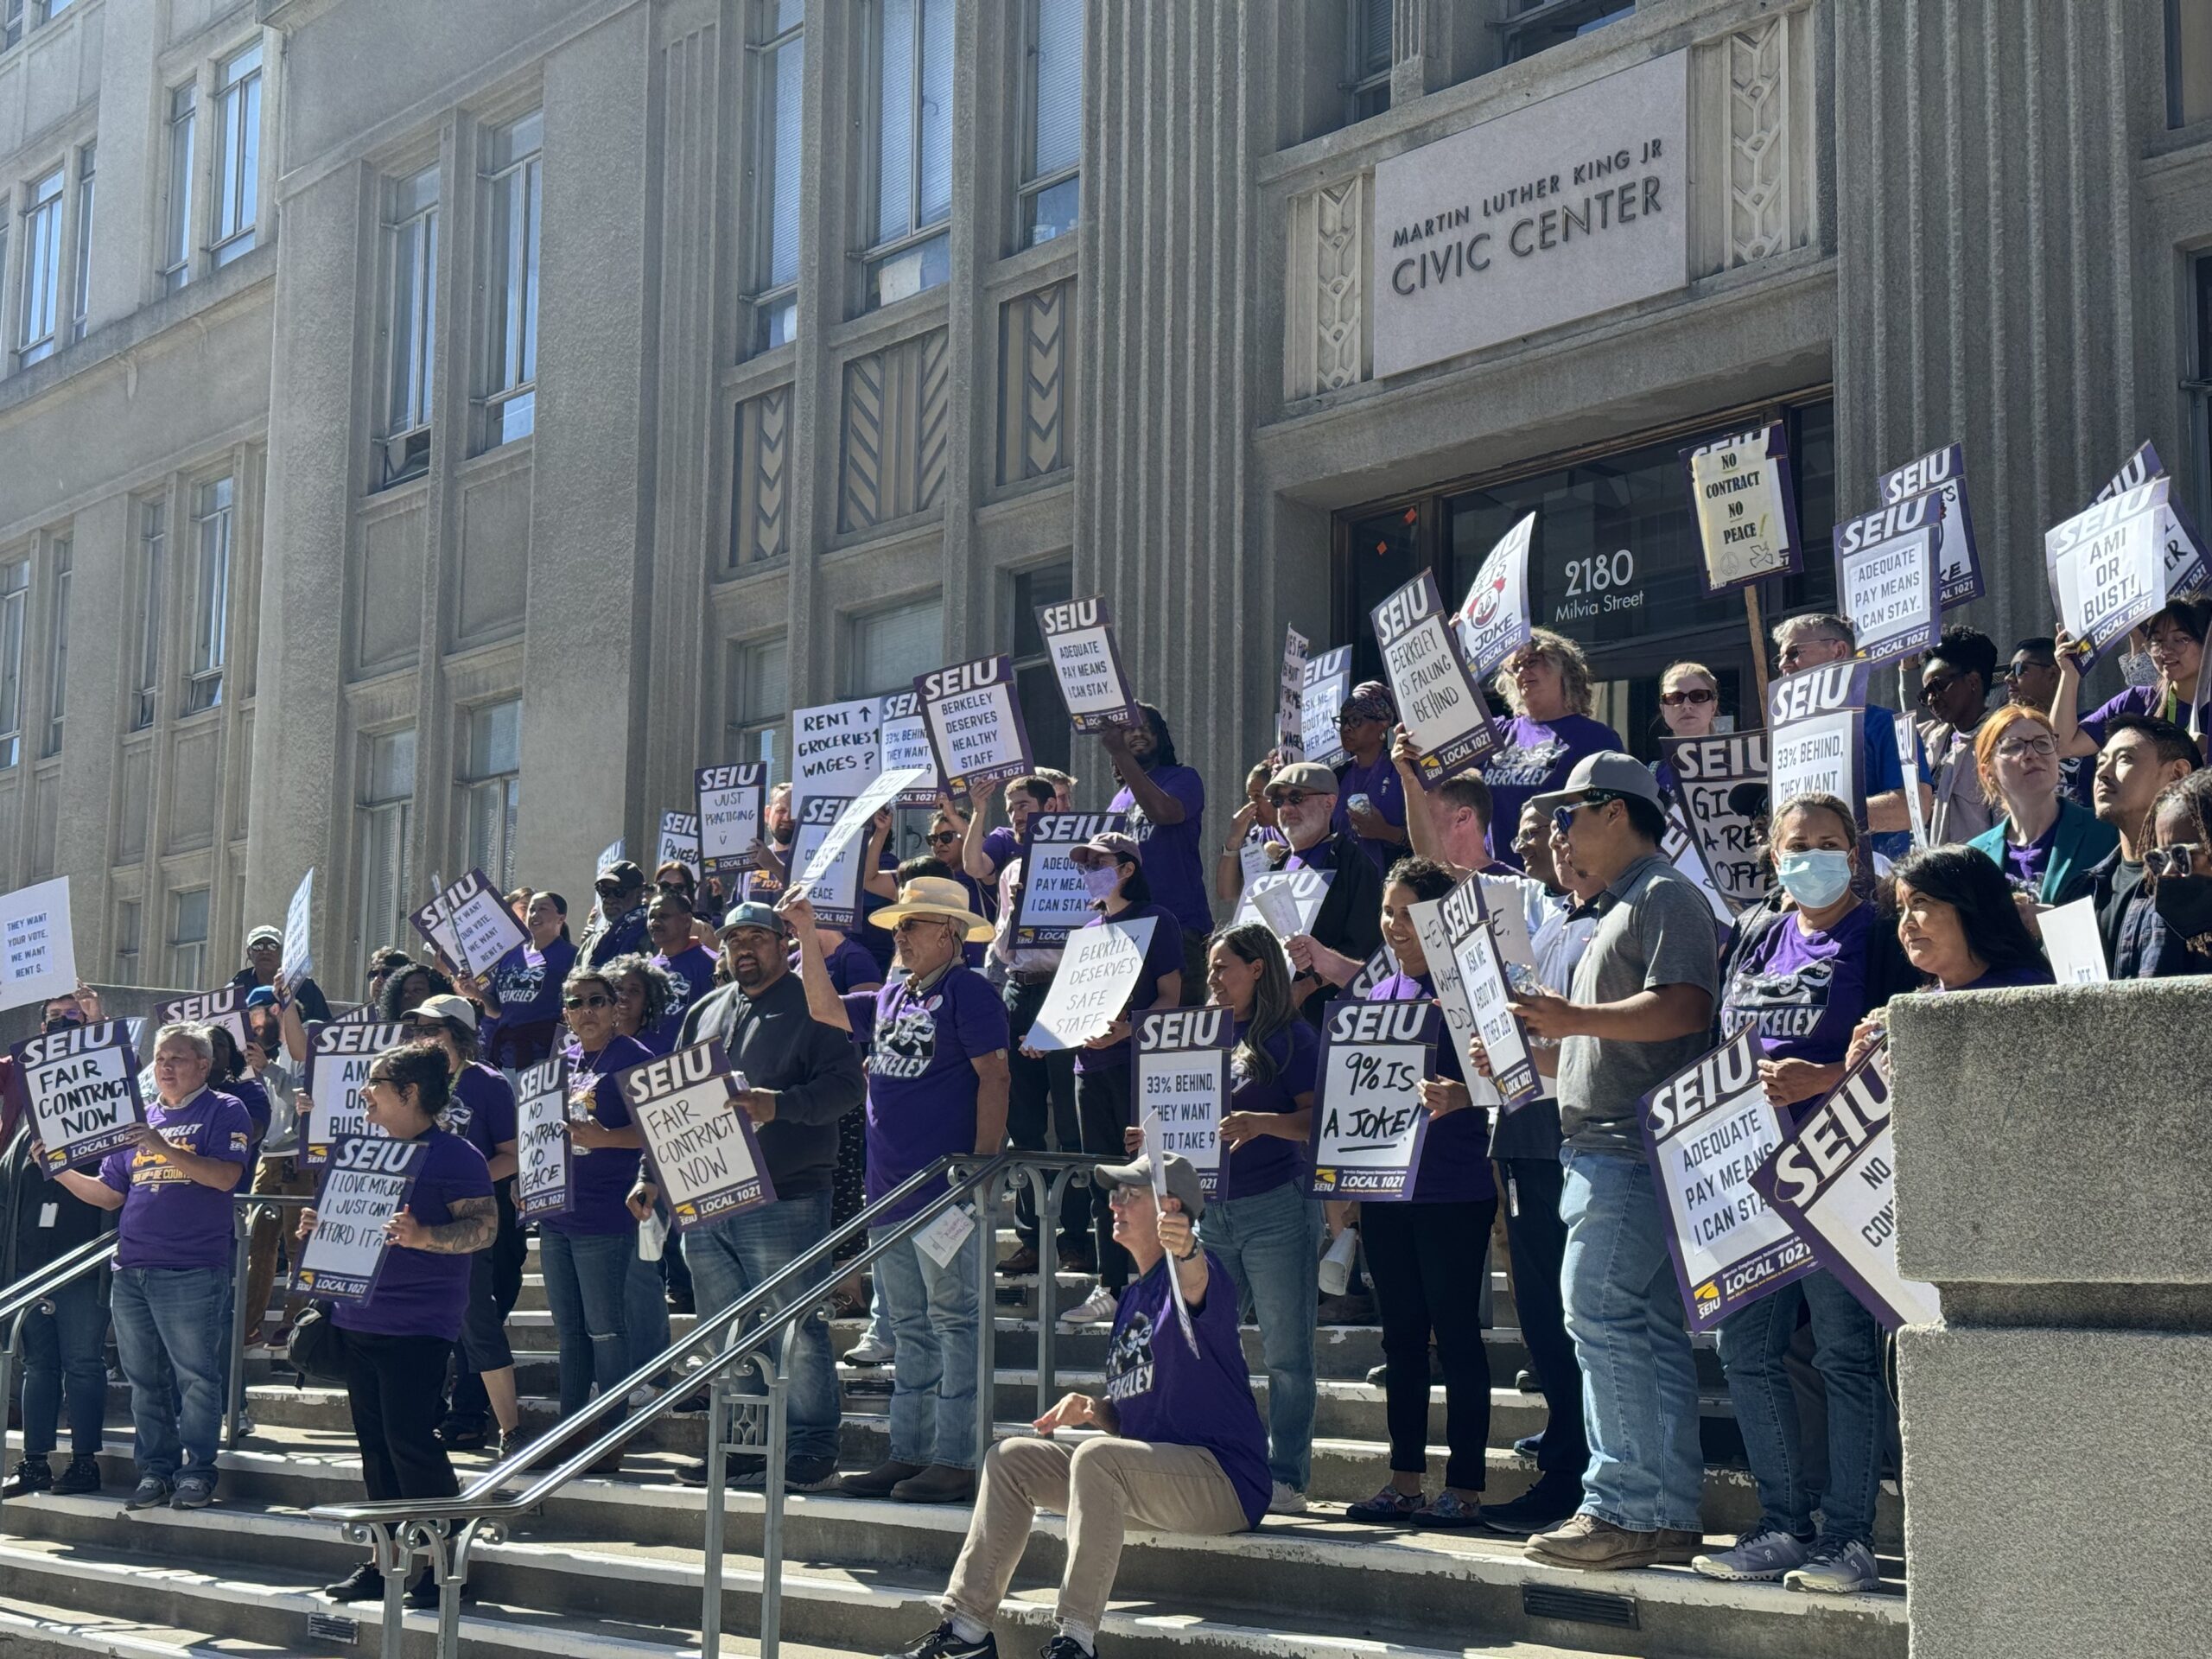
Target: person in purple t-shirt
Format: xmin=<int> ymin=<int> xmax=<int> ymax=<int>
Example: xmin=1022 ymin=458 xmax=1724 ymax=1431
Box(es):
xmin=2051 ymin=600 xmax=2209 ymax=760
xmin=646 ymin=892 xmax=720 ymax=1047
xmin=1330 ymin=680 xmax=1411 ymax=874
xmin=889 ymin=1152 xmax=1265 ymax=1659
xmin=52 ymin=1023 xmax=251 ymax=1511
xmin=1481 ymin=632 xmax=1624 ymax=869
xmin=299 ymin=1041 xmax=496 ymax=1610
xmin=1102 ymin=702 xmax=1211 ymax=996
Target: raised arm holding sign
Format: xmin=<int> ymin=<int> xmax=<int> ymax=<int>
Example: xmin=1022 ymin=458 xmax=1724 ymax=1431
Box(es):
xmin=1035 ymin=596 xmax=1140 ymax=734
xmin=8 ymin=1021 xmax=144 ymax=1173
xmin=1371 ymin=571 xmax=1499 ymax=787
xmin=696 ymin=765 xmax=767 ymax=880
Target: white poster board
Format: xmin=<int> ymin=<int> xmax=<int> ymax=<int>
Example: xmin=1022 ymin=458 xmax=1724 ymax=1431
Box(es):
xmin=514 ymin=1055 xmax=573 ymax=1220
xmin=1275 ymin=626 xmax=1311 ymax=759
xmin=1684 ymin=422 xmax=1802 ymax=594
xmin=917 ymin=656 xmax=1035 ymax=798
xmin=1022 ymin=916 xmax=1159 ymax=1052
xmin=9 ymin=1021 xmax=144 ymax=1173
xmin=791 ymin=697 xmax=882 ymax=810
xmin=303 ymin=1020 xmax=408 ymax=1167
xmin=296 ymin=1136 xmax=429 ymax=1305
xmin=791 ymin=767 xmax=932 ymax=918
xmin=2046 ymin=479 xmax=2171 ymax=667
xmin=1306 ymin=997 xmax=1437 ymax=1201
xmin=1453 ymin=511 xmax=1536 ymax=680
xmin=1834 ymin=493 xmax=1944 ymax=668
xmin=1372 ymin=570 xmax=1500 ymax=786
xmin=0 ymin=878 xmax=75 ymax=1014
xmin=622 ymin=1039 xmax=777 ymax=1227
xmin=2038 ymin=897 xmax=2109 ymax=985
xmin=281 ymin=868 xmax=316 ymax=985
xmin=1134 ymin=1007 xmax=1235 ymax=1197
xmin=1299 ymin=646 xmax=1354 ymax=768
xmin=1034 ymin=596 xmax=1141 ymax=734
xmin=656 ymin=811 xmax=703 ymax=881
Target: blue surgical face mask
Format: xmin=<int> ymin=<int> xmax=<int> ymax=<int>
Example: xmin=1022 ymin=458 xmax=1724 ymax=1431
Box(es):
xmin=1776 ymin=849 xmax=1853 ymax=909
xmin=1081 ymin=864 xmax=1123 ymax=901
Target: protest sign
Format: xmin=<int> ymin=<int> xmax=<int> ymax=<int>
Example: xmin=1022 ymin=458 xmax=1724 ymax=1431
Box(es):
xmin=1136 ymin=1106 xmax=1201 ymax=1355
xmin=1373 ymin=571 xmax=1499 ymax=786
xmin=1684 ymin=422 xmax=1802 ymax=595
xmin=1135 ymin=1007 xmax=1235 ymax=1197
xmin=281 ymin=868 xmax=315 ymax=985
xmin=1641 ymin=1031 xmax=1815 ymax=1332
xmin=410 ymin=869 xmax=531 ymax=981
xmin=1407 ymin=892 xmax=1488 ymax=1114
xmin=917 ymin=656 xmax=1035 ymax=797
xmin=1750 ymin=1039 xmax=1940 ymax=1331
xmin=1879 ymin=442 xmax=1984 ymax=607
xmin=1022 ymin=915 xmax=1159 ymax=1052
xmin=790 ymin=766 xmax=933 ymax=923
xmin=792 ymin=697 xmax=882 ymax=810
xmin=1661 ymin=733 xmax=1771 ymax=910
xmin=1236 ymin=826 xmax=1281 ymax=889
xmin=1834 ymin=493 xmax=1943 ymax=668
xmin=0 ymin=878 xmax=75 ymax=1013
xmin=2038 ymin=897 xmax=2109 ymax=984
xmin=2047 ymin=479 xmax=2171 ymax=667
xmin=514 ymin=1056 xmax=573 ymax=1220
xmin=597 ymin=836 xmax=626 ymax=873
xmin=1010 ymin=811 xmax=1128 ymax=947
xmin=1437 ymin=880 xmax=1541 ymax=1111
xmin=1298 ymin=646 xmax=1354 ymax=767
xmin=303 ymin=1020 xmax=408 ymax=1167
xmin=695 ymin=765 xmax=766 ymax=880
xmin=1229 ymin=869 xmax=1332 ymax=952
xmin=787 ymin=796 xmax=866 ymax=928
xmin=8 ymin=1021 xmax=143 ymax=1174
xmin=657 ymin=811 xmax=702 ymax=881
xmin=296 ymin=1136 xmax=429 ymax=1305
xmin=876 ymin=690 xmax=944 ymax=804
xmin=1034 ymin=596 xmax=1140 ymax=734
xmin=1662 ymin=811 xmax=1735 ymax=925
xmin=1276 ymin=626 xmax=1311 ymax=759
xmin=1453 ymin=511 xmax=1536 ymax=679
xmin=1307 ymin=997 xmax=1437 ymax=1201
xmin=621 ymin=1039 xmax=778 ymax=1228
xmin=2093 ymin=442 xmax=2209 ymax=601
xmin=1344 ymin=942 xmax=1398 ymax=1001
xmin=154 ymin=986 xmax=251 ymax=1052
xmin=1767 ymin=663 xmax=1868 ymax=823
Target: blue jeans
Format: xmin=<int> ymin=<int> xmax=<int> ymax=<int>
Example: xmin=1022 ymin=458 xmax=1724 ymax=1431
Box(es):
xmin=540 ymin=1230 xmax=634 ymax=1417
xmin=872 ymin=1217 xmax=981 ymax=1470
xmin=627 ymin=1251 xmax=672 ymax=1382
xmin=20 ymin=1274 xmax=110 ymax=1459
xmin=1715 ymin=1269 xmax=1884 ymax=1546
xmin=1558 ymin=1147 xmax=1705 ymax=1533
xmin=683 ymin=1189 xmax=840 ymax=1463
xmin=1199 ymin=1179 xmax=1321 ymax=1491
xmin=110 ymin=1266 xmax=230 ymax=1484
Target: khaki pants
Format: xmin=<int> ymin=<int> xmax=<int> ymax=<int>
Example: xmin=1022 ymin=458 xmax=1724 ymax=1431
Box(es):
xmin=943 ymin=1435 xmax=1249 ymax=1642
xmin=242 ymin=1156 xmax=317 ymax=1337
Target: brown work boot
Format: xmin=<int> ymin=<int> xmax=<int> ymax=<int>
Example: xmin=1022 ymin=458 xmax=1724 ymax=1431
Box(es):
xmin=892 ymin=1463 xmax=977 ymax=1504
xmin=837 ymin=1459 xmax=926 ymax=1498
xmin=1653 ymin=1528 xmax=1702 ymax=1565
xmin=996 ymin=1244 xmax=1041 ymax=1277
xmin=1527 ymin=1513 xmax=1667 ymax=1571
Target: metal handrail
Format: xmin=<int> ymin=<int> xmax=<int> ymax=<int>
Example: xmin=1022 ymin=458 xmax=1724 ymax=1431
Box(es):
xmin=0 ymin=1231 xmax=117 ymax=1327
xmin=225 ymin=1194 xmax=317 ymax=1448
xmin=310 ymin=1150 xmax=1100 ymax=1659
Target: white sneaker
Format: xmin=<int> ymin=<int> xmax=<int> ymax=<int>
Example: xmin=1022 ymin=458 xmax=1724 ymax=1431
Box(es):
xmin=1268 ymin=1481 xmax=1308 ymax=1516
xmin=845 ymin=1333 xmax=895 ymax=1365
xmin=626 ymin=1384 xmax=660 ymax=1408
xmin=1062 ymin=1286 xmax=1121 ymax=1325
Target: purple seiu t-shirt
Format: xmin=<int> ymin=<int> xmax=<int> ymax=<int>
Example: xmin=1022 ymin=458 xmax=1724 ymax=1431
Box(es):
xmin=1332 ymin=752 xmax=1407 ymax=875
xmin=1111 ymin=764 xmax=1211 ymax=937
xmin=335 ymin=1129 xmax=493 ymax=1340
xmin=1072 ymin=902 xmax=1186 ymax=1074
xmin=1215 ymin=1017 xmax=1319 ymax=1203
xmin=1105 ymin=1252 xmax=1271 ymax=1529
xmin=543 ymin=1034 xmax=652 ymax=1236
xmin=225 ymin=1075 xmax=272 ymax=1147
xmin=2078 ymin=683 xmax=2178 ymax=748
xmin=1366 ymin=973 xmax=1494 ymax=1204
xmin=99 ymin=1088 xmax=254 ymax=1273
xmin=1480 ymin=715 xmax=1623 ymax=868
xmin=819 ymin=936 xmax=886 ymax=994
xmin=447 ymin=1062 xmax=518 ymax=1164
xmin=1719 ymin=906 xmax=1876 ymax=1120
xmin=652 ymin=944 xmax=721 ymax=1050
xmin=854 ymin=964 xmax=1011 ymax=1228
xmin=2003 ymin=817 xmax=2062 ymax=895
xmin=981 ymin=825 xmax=1021 ymax=879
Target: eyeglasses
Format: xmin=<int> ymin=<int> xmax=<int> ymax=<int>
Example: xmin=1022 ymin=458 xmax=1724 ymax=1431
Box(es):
xmin=1335 ymin=712 xmax=1375 ymax=728
xmin=1995 ymin=734 xmax=2059 ymax=760
xmin=1551 ymin=791 xmax=1624 ymax=836
xmin=2145 ymin=844 xmax=2204 ymax=880
xmin=1916 ymin=672 xmax=1965 ymax=704
xmin=365 ymin=1072 xmax=397 ymax=1089
xmin=1268 ymin=789 xmax=1324 ymax=808
xmin=892 ymin=918 xmax=952 ymax=935
xmin=1659 ymin=688 xmax=1715 ymax=708
xmin=563 ymin=994 xmax=613 ymax=1011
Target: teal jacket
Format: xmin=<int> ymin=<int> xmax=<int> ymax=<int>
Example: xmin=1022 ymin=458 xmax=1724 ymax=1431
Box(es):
xmin=1967 ymin=799 xmax=2118 ymax=906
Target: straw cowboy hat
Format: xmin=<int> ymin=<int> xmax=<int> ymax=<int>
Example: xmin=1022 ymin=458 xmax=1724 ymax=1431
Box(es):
xmin=868 ymin=875 xmax=995 ymax=942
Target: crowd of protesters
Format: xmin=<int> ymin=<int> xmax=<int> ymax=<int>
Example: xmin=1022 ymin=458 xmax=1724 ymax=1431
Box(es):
xmin=3 ymin=597 xmax=2208 ymax=1657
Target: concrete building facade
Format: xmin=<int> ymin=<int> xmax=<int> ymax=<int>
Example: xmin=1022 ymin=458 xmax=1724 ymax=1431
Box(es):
xmin=0 ymin=0 xmax=2207 ymax=997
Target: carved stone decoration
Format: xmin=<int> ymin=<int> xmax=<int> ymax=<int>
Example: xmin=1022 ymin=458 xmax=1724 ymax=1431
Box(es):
xmin=999 ymin=279 xmax=1074 ymax=485
xmin=1285 ymin=173 xmax=1368 ymax=402
xmin=839 ymin=329 xmax=951 ymax=534
xmin=1727 ymin=16 xmax=1789 ymax=266
xmin=731 ymin=385 xmax=790 ymax=565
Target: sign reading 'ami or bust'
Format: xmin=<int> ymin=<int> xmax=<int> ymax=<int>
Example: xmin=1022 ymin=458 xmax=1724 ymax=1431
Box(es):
xmin=1370 ymin=49 xmax=1688 ymax=378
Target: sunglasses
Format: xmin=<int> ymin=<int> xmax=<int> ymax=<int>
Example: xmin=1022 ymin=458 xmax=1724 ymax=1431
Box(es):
xmin=1268 ymin=789 xmax=1325 ymax=808
xmin=657 ymin=879 xmax=693 ymax=894
xmin=892 ymin=918 xmax=953 ymax=935
xmin=1550 ymin=791 xmax=1625 ymax=836
xmin=594 ymin=881 xmax=630 ymax=899
xmin=2145 ymin=844 xmax=2204 ymax=880
xmin=926 ymin=830 xmax=960 ymax=846
xmin=563 ymin=994 xmax=613 ymax=1011
xmin=1659 ymin=688 xmax=1715 ymax=708
xmin=1916 ymin=672 xmax=1966 ymax=704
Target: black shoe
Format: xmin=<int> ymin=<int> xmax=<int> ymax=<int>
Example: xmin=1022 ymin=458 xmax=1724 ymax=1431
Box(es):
xmin=435 ymin=1418 xmax=490 ymax=1451
xmin=1516 ymin=1369 xmax=1540 ymax=1393
xmin=322 ymin=1562 xmax=385 ymax=1602
xmin=666 ymin=1288 xmax=696 ymax=1315
xmin=673 ymin=1451 xmax=766 ymax=1488
xmin=1039 ymin=1637 xmax=1092 ymax=1659
xmin=731 ymin=1453 xmax=841 ymax=1493
xmin=1478 ymin=1478 xmax=1585 ymax=1537
xmin=2 ymin=1458 xmax=51 ymax=1498
xmin=883 ymin=1622 xmax=997 ymax=1659
xmin=407 ymin=1566 xmax=474 ymax=1611
xmin=50 ymin=1456 xmax=101 ymax=1497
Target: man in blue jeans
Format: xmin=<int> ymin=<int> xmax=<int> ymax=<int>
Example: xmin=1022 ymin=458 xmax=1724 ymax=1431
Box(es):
xmin=1506 ymin=756 xmax=1719 ymax=1571
xmin=646 ymin=899 xmax=867 ymax=1492
xmin=53 ymin=1023 xmax=252 ymax=1513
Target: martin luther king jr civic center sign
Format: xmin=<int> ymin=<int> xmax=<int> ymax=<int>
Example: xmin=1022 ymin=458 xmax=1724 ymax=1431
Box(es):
xmin=1371 ymin=50 xmax=1689 ymax=378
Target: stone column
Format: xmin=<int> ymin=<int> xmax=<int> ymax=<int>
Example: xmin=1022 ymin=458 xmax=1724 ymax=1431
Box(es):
xmin=1891 ymin=979 xmax=2212 ymax=1659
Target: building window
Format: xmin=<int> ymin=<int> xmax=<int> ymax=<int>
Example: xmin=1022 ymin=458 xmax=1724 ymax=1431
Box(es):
xmin=68 ymin=143 xmax=92 ymax=341
xmin=1010 ymin=562 xmax=1072 ymax=778
xmin=186 ymin=476 xmax=232 ymax=715
xmin=113 ymin=899 xmax=141 ymax=982
xmin=0 ymin=558 xmax=25 ymax=770
xmin=2176 ymin=1 xmax=2212 ymax=126
xmin=134 ymin=500 xmax=163 ymax=729
xmin=464 ymin=698 xmax=522 ymax=889
xmin=1503 ymin=0 xmax=1636 ymax=65
xmin=359 ymin=729 xmax=416 ymax=954
xmin=1346 ymin=0 xmax=1391 ymax=123
xmin=378 ymin=165 xmax=439 ymax=486
xmin=211 ymin=41 xmax=263 ymax=265
xmin=864 ymin=0 xmax=953 ymax=311
xmin=748 ymin=0 xmax=804 ymax=353
xmin=169 ymin=887 xmax=210 ymax=988
xmin=17 ymin=167 xmax=63 ymax=366
xmin=843 ymin=594 xmax=943 ymax=699
xmin=480 ymin=110 xmax=543 ymax=450
xmin=42 ymin=0 xmax=70 ymax=17
xmin=41 ymin=539 xmax=67 ymax=758
xmin=3 ymin=0 xmax=21 ymax=50
xmin=1020 ymin=0 xmax=1081 ymax=249
xmin=162 ymin=84 xmax=195 ymax=292
xmin=728 ymin=634 xmax=790 ymax=780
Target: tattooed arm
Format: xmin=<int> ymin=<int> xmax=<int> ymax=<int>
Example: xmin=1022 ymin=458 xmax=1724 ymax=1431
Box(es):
xmin=386 ymin=1195 xmax=498 ymax=1255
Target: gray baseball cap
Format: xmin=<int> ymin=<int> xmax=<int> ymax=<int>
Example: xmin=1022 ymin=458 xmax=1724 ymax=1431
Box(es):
xmin=1091 ymin=1150 xmax=1206 ymax=1219
xmin=1525 ymin=750 xmax=1665 ymax=819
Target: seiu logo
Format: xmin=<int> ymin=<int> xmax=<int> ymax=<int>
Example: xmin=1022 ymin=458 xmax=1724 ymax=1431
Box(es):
xmin=1038 ymin=599 xmax=1102 ymax=632
xmin=922 ymin=658 xmax=1007 ymax=700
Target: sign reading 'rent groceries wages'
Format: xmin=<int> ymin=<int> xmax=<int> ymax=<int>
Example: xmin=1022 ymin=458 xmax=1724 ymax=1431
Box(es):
xmin=1370 ymin=50 xmax=1688 ymax=378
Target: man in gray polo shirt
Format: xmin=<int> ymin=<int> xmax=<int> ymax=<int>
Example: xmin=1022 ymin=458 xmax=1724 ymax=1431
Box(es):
xmin=1501 ymin=753 xmax=1719 ymax=1572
